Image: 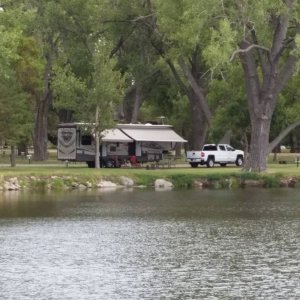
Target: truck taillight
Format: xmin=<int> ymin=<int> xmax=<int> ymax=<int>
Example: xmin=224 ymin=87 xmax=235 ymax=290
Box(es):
xmin=201 ymin=151 xmax=205 ymax=157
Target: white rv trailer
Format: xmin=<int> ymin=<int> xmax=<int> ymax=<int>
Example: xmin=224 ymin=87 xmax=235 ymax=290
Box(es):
xmin=57 ymin=123 xmax=187 ymax=167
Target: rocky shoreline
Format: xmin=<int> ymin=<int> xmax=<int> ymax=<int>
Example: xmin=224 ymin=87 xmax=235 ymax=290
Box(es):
xmin=0 ymin=176 xmax=175 ymax=192
xmin=0 ymin=174 xmax=300 ymax=192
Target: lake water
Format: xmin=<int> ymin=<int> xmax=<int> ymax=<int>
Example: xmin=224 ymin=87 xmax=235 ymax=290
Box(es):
xmin=0 ymin=188 xmax=300 ymax=299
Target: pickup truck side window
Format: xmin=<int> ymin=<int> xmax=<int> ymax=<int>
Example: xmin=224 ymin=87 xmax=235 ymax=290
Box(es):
xmin=226 ymin=145 xmax=234 ymax=151
xmin=203 ymin=145 xmax=217 ymax=151
xmin=219 ymin=145 xmax=225 ymax=151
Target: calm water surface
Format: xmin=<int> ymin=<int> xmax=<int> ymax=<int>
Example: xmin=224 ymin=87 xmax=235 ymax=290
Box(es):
xmin=0 ymin=188 xmax=300 ymax=299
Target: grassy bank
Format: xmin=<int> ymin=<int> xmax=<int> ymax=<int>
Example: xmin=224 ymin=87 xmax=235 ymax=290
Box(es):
xmin=1 ymin=163 xmax=300 ymax=190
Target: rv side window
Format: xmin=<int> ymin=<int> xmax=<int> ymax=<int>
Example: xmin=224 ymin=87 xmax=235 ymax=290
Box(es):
xmin=81 ymin=135 xmax=93 ymax=145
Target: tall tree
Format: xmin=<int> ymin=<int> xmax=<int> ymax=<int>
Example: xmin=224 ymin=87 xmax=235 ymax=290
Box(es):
xmin=0 ymin=3 xmax=34 ymax=165
xmin=150 ymin=0 xmax=218 ymax=149
xmin=208 ymin=65 xmax=250 ymax=152
xmin=1 ymin=0 xmax=59 ymax=160
xmin=0 ymin=78 xmax=33 ymax=167
xmin=204 ymin=0 xmax=300 ymax=171
xmin=30 ymin=1 xmax=61 ymax=160
xmin=85 ymin=41 xmax=125 ymax=168
xmin=100 ymin=0 xmax=164 ymax=123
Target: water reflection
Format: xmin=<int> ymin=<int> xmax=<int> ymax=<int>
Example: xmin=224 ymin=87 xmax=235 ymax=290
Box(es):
xmin=0 ymin=189 xmax=300 ymax=299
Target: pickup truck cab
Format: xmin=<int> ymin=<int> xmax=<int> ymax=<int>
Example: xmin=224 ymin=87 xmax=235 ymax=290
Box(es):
xmin=186 ymin=144 xmax=244 ymax=168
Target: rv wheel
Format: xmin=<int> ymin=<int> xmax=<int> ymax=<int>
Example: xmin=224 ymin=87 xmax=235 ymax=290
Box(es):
xmin=104 ymin=160 xmax=115 ymax=168
xmin=87 ymin=161 xmax=95 ymax=168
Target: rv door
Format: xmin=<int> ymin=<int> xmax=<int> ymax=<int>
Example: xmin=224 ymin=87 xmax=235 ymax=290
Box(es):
xmin=57 ymin=127 xmax=77 ymax=160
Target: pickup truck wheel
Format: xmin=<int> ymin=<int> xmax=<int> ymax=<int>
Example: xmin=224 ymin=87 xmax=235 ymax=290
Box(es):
xmin=190 ymin=162 xmax=199 ymax=168
xmin=235 ymin=156 xmax=244 ymax=166
xmin=206 ymin=158 xmax=214 ymax=168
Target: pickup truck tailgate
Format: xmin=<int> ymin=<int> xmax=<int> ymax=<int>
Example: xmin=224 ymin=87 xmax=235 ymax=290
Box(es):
xmin=186 ymin=151 xmax=202 ymax=160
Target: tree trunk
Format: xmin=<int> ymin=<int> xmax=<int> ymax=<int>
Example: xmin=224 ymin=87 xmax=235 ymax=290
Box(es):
xmin=95 ymin=105 xmax=100 ymax=169
xmin=33 ymin=93 xmax=51 ymax=161
xmin=121 ymin=85 xmax=136 ymax=123
xmin=121 ymin=85 xmax=144 ymax=123
xmin=189 ymin=91 xmax=208 ymax=150
xmin=268 ymin=119 xmax=300 ymax=154
xmin=290 ymin=133 xmax=299 ymax=153
xmin=10 ymin=145 xmax=16 ymax=167
xmin=17 ymin=143 xmax=28 ymax=156
xmin=242 ymin=132 xmax=250 ymax=166
xmin=237 ymin=1 xmax=297 ymax=172
xmin=163 ymin=58 xmax=210 ymax=150
xmin=131 ymin=86 xmax=143 ymax=123
xmin=58 ymin=109 xmax=73 ymax=123
xmin=175 ymin=143 xmax=181 ymax=158
xmin=290 ymin=133 xmax=295 ymax=153
xmin=245 ymin=116 xmax=271 ymax=172
xmin=32 ymin=41 xmax=55 ymax=161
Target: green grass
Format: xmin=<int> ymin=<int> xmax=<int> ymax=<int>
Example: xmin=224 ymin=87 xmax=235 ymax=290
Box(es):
xmin=1 ymin=149 xmax=300 ymax=190
xmin=0 ymin=148 xmax=59 ymax=165
xmin=0 ymin=163 xmax=300 ymax=176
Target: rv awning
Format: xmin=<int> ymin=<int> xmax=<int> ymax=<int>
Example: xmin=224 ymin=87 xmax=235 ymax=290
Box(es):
xmin=118 ymin=125 xmax=187 ymax=143
xmin=101 ymin=129 xmax=133 ymax=142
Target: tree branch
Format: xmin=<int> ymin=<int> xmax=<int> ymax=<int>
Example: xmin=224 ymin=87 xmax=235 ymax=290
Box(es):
xmin=249 ymin=28 xmax=270 ymax=75
xmin=275 ymin=55 xmax=297 ymax=95
xmin=131 ymin=13 xmax=156 ymax=23
xmin=165 ymin=58 xmax=190 ymax=96
xmin=178 ymin=56 xmax=212 ymax=122
xmin=238 ymin=41 xmax=261 ymax=116
xmin=270 ymin=0 xmax=294 ymax=63
xmin=268 ymin=119 xmax=300 ymax=153
xmin=148 ymin=34 xmax=190 ymax=96
xmin=110 ymin=26 xmax=136 ymax=58
xmin=230 ymin=44 xmax=270 ymax=62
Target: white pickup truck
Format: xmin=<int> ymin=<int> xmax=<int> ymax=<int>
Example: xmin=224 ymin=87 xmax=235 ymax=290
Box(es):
xmin=186 ymin=144 xmax=244 ymax=168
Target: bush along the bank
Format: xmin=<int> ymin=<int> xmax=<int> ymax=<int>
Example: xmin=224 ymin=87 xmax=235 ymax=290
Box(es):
xmin=0 ymin=173 xmax=300 ymax=192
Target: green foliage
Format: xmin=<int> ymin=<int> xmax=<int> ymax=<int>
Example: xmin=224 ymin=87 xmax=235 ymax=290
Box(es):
xmin=261 ymin=175 xmax=281 ymax=188
xmin=0 ymin=67 xmax=33 ymax=146
xmin=0 ymin=68 xmax=33 ymax=145
xmin=169 ymin=174 xmax=197 ymax=188
xmin=30 ymin=179 xmax=48 ymax=191
xmin=281 ymin=75 xmax=300 ymax=121
xmin=205 ymin=172 xmax=229 ymax=182
xmin=52 ymin=65 xmax=87 ymax=113
xmin=207 ymin=66 xmax=249 ymax=146
xmin=203 ymin=19 xmax=236 ymax=71
xmin=15 ymin=36 xmax=44 ymax=98
xmin=155 ymin=0 xmax=218 ymax=55
xmin=132 ymin=173 xmax=157 ymax=187
xmin=238 ymin=172 xmax=262 ymax=181
xmin=0 ymin=27 xmax=21 ymax=78
xmin=85 ymin=39 xmax=125 ymax=128
xmin=50 ymin=178 xmax=65 ymax=190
